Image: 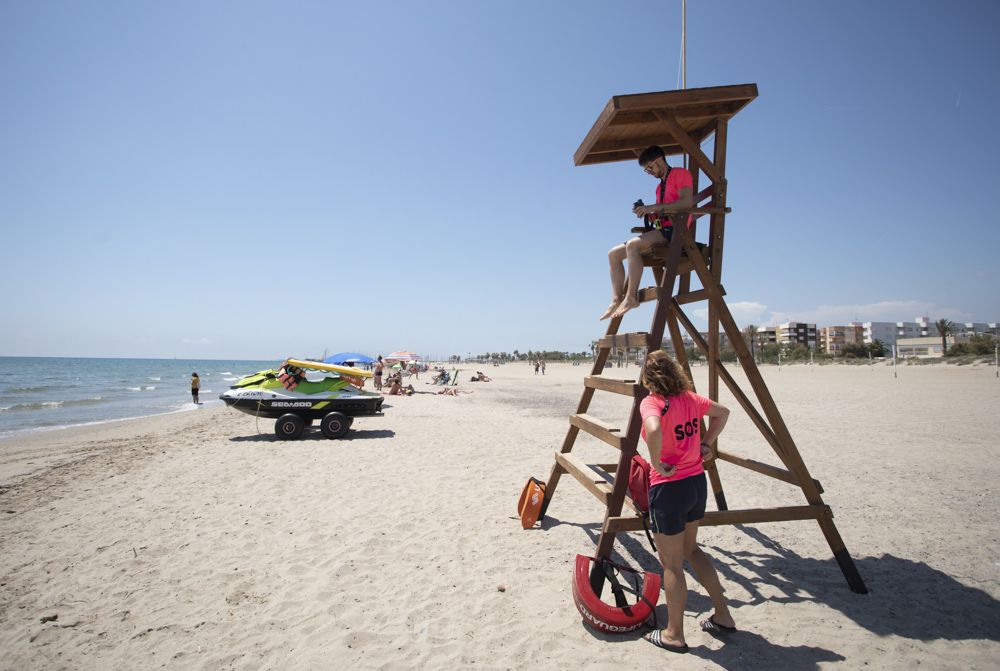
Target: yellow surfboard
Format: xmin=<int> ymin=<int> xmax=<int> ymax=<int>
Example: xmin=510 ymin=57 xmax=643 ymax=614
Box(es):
xmin=286 ymin=358 xmax=375 ymax=379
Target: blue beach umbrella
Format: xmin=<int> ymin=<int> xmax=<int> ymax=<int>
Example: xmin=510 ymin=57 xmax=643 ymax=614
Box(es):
xmin=324 ymin=352 xmax=376 ymax=365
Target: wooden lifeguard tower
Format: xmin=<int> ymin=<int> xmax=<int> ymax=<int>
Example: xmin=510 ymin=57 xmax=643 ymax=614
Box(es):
xmin=537 ymin=83 xmax=868 ymax=594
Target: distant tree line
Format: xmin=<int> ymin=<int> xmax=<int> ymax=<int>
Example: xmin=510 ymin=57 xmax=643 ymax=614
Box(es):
xmin=448 ymin=349 xmax=592 ymax=363
xmin=681 ymin=335 xmax=889 ymax=365
xmin=945 ymin=333 xmax=997 ymax=357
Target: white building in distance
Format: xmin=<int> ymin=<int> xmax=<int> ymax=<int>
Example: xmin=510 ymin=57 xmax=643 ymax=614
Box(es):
xmin=862 ymin=322 xmax=897 ymax=346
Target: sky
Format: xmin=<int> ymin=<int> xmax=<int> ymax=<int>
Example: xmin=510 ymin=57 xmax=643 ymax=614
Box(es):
xmin=1 ymin=1 xmax=998 ymax=360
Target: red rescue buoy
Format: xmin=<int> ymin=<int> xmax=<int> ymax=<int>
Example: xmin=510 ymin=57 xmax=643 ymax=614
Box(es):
xmin=572 ymin=554 xmax=660 ymax=633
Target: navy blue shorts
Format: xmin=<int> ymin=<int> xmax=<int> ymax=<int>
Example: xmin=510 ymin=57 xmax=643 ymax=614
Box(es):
xmin=648 ymin=473 xmax=707 ymax=536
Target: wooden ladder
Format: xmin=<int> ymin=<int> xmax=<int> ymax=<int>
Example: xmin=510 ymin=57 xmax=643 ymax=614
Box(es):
xmin=536 ymin=214 xmax=869 ymax=595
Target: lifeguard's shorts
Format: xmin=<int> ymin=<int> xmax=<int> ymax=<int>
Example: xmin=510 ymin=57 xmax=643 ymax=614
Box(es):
xmin=648 ymin=473 xmax=707 ymax=536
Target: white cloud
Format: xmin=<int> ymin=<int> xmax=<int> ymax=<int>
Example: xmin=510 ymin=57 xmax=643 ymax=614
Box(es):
xmin=181 ymin=337 xmax=213 ymax=345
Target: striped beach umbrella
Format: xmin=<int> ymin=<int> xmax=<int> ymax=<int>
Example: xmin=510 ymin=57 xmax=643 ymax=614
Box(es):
xmin=386 ymin=350 xmax=421 ymax=363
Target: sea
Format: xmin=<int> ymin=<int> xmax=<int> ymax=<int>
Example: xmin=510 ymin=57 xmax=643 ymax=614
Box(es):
xmin=0 ymin=356 xmax=276 ymax=440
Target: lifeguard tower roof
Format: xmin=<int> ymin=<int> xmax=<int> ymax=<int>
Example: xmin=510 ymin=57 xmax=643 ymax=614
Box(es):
xmin=574 ymin=83 xmax=758 ymax=166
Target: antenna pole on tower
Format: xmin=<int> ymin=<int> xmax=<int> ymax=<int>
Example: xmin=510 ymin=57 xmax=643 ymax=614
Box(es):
xmin=682 ymin=0 xmax=686 ymax=90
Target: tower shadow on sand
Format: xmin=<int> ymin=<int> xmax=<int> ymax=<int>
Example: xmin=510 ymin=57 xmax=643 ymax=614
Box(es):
xmin=550 ymin=517 xmax=999 ymax=666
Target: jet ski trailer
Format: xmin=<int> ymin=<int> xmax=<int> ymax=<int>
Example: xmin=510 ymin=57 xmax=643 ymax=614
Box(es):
xmin=220 ymin=359 xmax=384 ymax=440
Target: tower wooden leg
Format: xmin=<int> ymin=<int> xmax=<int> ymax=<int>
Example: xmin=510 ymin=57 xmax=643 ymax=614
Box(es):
xmin=705 ymin=462 xmax=728 ymax=511
xmin=667 ymin=307 xmax=729 ymax=511
xmin=817 ymin=512 xmax=869 ymax=594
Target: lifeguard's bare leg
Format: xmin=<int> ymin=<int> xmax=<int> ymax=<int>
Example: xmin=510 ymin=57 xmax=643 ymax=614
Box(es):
xmin=611 ymin=230 xmax=662 ymax=319
xmin=599 ymin=242 xmax=629 ymax=320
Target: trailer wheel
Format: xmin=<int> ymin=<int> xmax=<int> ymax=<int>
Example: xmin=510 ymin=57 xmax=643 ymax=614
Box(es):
xmin=275 ymin=413 xmax=305 ymax=440
xmin=320 ymin=412 xmax=350 ymax=439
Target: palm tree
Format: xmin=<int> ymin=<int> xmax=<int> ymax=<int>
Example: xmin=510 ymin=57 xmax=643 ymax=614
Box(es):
xmin=743 ymin=324 xmax=758 ymax=363
xmin=936 ymin=319 xmax=955 ymax=354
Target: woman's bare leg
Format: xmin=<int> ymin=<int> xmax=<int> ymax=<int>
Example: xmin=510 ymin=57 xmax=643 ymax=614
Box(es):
xmin=686 ymin=543 xmax=735 ymax=628
xmin=653 ymin=530 xmax=688 ymax=647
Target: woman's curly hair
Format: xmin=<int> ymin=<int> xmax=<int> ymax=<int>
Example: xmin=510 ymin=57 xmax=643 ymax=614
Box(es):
xmin=641 ymin=350 xmax=693 ymax=398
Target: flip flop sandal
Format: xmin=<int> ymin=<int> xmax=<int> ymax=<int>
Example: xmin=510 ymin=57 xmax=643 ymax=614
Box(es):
xmin=700 ymin=616 xmax=737 ymax=635
xmin=643 ymin=630 xmax=689 ymax=654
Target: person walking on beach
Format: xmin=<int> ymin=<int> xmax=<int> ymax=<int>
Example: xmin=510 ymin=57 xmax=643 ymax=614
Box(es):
xmin=639 ymin=350 xmax=735 ymax=653
xmin=534 ymin=361 xmax=540 ymax=375
xmin=600 ymin=145 xmax=694 ymax=321
xmin=541 ymin=360 xmax=546 ymax=375
xmin=190 ymin=373 xmax=200 ymax=404
xmin=374 ymin=356 xmax=384 ymax=391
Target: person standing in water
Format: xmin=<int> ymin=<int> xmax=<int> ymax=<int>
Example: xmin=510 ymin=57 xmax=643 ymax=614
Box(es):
xmin=190 ymin=373 xmax=200 ymax=404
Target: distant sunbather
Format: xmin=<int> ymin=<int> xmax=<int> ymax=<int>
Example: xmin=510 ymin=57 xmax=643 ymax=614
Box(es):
xmin=437 ymin=387 xmax=470 ymax=396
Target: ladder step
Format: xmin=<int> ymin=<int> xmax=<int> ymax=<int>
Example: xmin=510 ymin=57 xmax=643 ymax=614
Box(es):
xmin=637 ymin=287 xmax=659 ymax=304
xmin=675 ymin=286 xmax=724 ymax=305
xmin=597 ymin=332 xmax=650 ymax=350
xmin=605 ymin=505 xmax=829 ymax=533
xmin=584 ymin=376 xmax=641 ymax=396
xmin=554 ymin=452 xmax=609 ymax=505
xmin=569 ymin=413 xmax=623 ymax=450
xmin=603 ymin=515 xmax=646 ymax=534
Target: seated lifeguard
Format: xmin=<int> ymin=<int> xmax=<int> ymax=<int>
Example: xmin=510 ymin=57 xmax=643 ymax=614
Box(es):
xmin=600 ymin=145 xmax=694 ymax=320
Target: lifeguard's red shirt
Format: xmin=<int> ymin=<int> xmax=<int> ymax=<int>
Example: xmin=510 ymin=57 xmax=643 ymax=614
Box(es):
xmin=640 ymin=390 xmax=711 ymax=486
xmin=655 ymin=166 xmax=694 ymax=228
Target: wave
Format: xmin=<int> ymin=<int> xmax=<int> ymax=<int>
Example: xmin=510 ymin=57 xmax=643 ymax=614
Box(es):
xmin=148 ymin=376 xmax=161 ymax=381
xmin=129 ymin=386 xmax=156 ymax=391
xmin=3 ymin=385 xmax=60 ymax=394
xmin=0 ymin=397 xmax=104 ymax=412
xmin=223 ymin=377 xmax=238 ymax=381
xmin=218 ymin=371 xmax=232 ymax=375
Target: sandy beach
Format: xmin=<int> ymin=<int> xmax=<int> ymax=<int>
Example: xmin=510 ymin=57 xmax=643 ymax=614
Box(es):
xmin=1 ymin=362 xmax=999 ymax=670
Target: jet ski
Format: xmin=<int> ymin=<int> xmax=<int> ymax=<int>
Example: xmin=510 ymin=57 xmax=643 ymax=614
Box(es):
xmin=220 ymin=359 xmax=383 ymax=439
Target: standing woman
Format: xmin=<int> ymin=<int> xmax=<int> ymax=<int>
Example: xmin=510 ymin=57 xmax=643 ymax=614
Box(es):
xmin=374 ymin=356 xmax=384 ymax=391
xmin=190 ymin=372 xmax=200 ymax=404
xmin=640 ymin=350 xmax=735 ymax=653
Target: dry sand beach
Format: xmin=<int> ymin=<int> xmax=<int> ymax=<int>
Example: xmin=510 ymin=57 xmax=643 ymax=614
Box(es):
xmin=1 ymin=362 xmax=999 ymax=670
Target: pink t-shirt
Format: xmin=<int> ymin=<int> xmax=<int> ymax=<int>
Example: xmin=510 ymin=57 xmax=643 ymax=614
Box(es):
xmin=640 ymin=390 xmax=711 ymax=486
xmin=655 ymin=167 xmax=694 ymax=228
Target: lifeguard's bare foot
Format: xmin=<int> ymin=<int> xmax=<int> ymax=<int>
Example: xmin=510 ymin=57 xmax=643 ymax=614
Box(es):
xmin=599 ymin=299 xmax=622 ymax=320
xmin=610 ymin=298 xmax=639 ymax=319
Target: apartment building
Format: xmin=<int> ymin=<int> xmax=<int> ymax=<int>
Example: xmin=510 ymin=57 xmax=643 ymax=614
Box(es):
xmin=957 ymin=322 xmax=999 ymax=337
xmin=819 ymin=324 xmax=864 ymax=355
xmin=896 ymin=321 xmax=925 ymax=339
xmin=757 ymin=326 xmax=778 ymax=346
xmin=862 ymin=322 xmax=896 ymax=346
xmin=778 ymin=322 xmax=817 ymax=349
